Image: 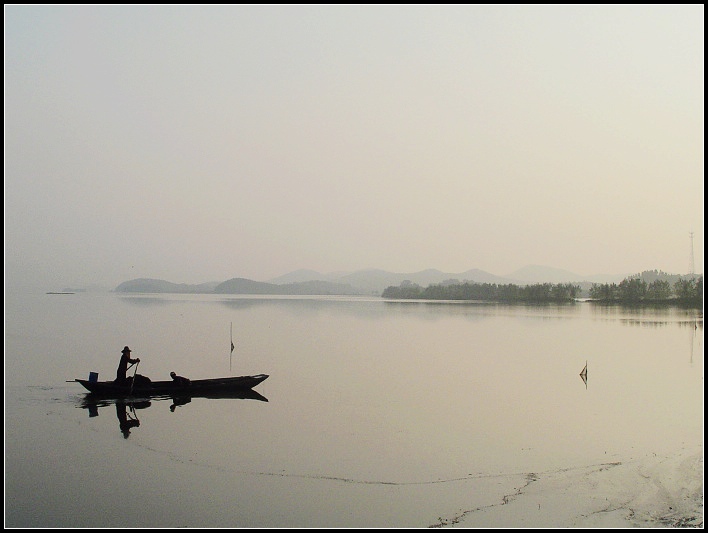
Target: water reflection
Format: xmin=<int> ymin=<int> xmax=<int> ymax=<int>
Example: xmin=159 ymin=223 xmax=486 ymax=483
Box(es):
xmin=588 ymin=301 xmax=703 ymax=323
xmin=116 ymin=295 xmax=175 ymax=307
xmin=113 ymin=293 xmax=703 ymax=326
xmin=169 ymin=395 xmax=191 ymax=411
xmin=218 ymin=295 xmax=586 ymax=321
xmin=218 ymin=295 xmax=390 ymax=318
xmin=82 ymin=398 xmax=152 ymax=438
xmin=78 ymin=389 xmax=268 ymax=438
xmin=115 ymin=401 xmax=148 ymax=438
xmin=689 ymin=320 xmax=701 ymax=364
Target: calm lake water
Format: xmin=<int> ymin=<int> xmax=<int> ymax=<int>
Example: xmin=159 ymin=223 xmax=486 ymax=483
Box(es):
xmin=4 ymin=291 xmax=703 ymax=527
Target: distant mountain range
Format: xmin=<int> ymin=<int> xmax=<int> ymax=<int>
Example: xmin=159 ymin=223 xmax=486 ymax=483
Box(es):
xmin=114 ymin=265 xmax=631 ymax=296
xmin=267 ymin=265 xmax=628 ymax=293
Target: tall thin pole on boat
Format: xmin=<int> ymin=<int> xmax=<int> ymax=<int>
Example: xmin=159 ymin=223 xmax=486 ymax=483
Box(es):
xmin=129 ymin=361 xmax=139 ymax=396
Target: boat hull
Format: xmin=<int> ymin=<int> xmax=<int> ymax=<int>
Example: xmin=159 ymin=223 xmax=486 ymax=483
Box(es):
xmin=74 ymin=374 xmax=269 ymax=397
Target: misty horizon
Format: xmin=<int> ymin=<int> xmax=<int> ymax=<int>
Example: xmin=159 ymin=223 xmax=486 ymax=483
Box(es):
xmin=8 ymin=261 xmax=701 ymax=293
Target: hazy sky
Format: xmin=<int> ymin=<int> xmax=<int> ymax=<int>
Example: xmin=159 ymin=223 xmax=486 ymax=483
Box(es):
xmin=5 ymin=5 xmax=704 ymax=289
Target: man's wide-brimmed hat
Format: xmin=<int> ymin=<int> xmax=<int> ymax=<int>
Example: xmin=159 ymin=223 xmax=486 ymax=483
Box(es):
xmin=122 ymin=346 xmax=131 ymax=353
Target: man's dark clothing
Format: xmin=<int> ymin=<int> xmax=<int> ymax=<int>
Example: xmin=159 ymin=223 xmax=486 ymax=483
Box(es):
xmin=116 ymin=351 xmax=138 ymax=382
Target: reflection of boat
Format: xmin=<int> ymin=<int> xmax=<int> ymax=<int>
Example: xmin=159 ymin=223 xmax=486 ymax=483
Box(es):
xmin=165 ymin=388 xmax=269 ymax=410
xmin=78 ymin=389 xmax=268 ymax=438
xmin=73 ymin=374 xmax=269 ymax=398
xmin=168 ymin=387 xmax=269 ymax=403
xmin=79 ymin=387 xmax=268 ymax=411
xmin=80 ymin=396 xmax=152 ymax=414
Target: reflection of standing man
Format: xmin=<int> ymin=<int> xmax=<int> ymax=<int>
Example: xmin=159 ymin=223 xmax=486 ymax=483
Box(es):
xmin=115 ymin=403 xmax=140 ymax=439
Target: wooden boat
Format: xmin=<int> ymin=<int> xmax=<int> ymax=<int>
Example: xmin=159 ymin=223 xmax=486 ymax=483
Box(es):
xmin=74 ymin=373 xmax=269 ymax=397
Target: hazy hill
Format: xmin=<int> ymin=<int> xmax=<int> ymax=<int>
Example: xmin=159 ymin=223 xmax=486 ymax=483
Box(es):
xmin=213 ymin=278 xmax=278 ymax=294
xmin=281 ymin=280 xmax=360 ymax=295
xmin=505 ymin=265 xmax=627 ymax=284
xmin=264 ymin=266 xmax=639 ymax=295
xmin=213 ymin=277 xmax=360 ymax=295
xmin=338 ymin=269 xmax=422 ymax=295
xmin=455 ymin=268 xmax=519 ymax=284
xmin=631 ymin=269 xmax=686 ymax=285
xmin=340 ymin=268 xmax=519 ymax=294
xmin=267 ymin=269 xmax=341 ymax=284
xmin=114 ymin=269 xmax=518 ymax=296
xmin=114 ymin=278 xmax=220 ymax=293
xmin=270 ymin=267 xmax=528 ymax=294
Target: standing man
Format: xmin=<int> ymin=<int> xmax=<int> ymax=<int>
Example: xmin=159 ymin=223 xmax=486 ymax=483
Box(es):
xmin=116 ymin=346 xmax=140 ymax=383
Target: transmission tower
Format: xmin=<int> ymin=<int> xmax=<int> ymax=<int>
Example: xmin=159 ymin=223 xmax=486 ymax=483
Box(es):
xmin=689 ymin=231 xmax=695 ymax=276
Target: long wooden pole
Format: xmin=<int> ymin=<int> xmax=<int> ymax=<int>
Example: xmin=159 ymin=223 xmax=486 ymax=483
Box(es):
xmin=129 ymin=361 xmax=139 ymax=396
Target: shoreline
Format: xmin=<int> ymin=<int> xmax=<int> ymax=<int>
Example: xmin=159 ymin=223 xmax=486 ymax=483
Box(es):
xmin=431 ymin=446 xmax=703 ymax=528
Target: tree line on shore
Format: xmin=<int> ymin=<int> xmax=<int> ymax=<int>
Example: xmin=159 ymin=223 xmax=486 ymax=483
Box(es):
xmin=382 ymin=280 xmax=582 ymax=302
xmin=588 ymin=275 xmax=702 ymax=305
xmin=382 ymin=274 xmax=703 ymax=307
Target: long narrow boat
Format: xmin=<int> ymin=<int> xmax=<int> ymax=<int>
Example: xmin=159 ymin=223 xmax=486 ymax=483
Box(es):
xmin=74 ymin=374 xmax=269 ymax=397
